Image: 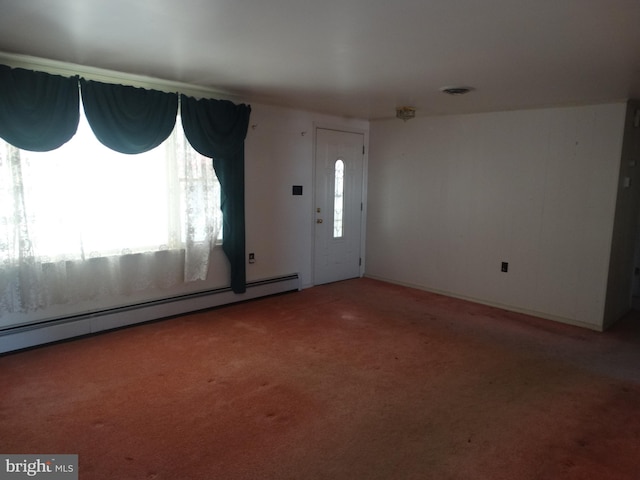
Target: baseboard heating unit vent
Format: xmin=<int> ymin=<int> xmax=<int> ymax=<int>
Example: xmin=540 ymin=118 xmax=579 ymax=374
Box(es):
xmin=0 ymin=274 xmax=300 ymax=354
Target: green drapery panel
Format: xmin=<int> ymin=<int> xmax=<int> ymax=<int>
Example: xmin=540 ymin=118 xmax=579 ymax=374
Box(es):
xmin=80 ymin=79 xmax=178 ymax=154
xmin=180 ymin=95 xmax=251 ymax=294
xmin=0 ymin=65 xmax=79 ymax=152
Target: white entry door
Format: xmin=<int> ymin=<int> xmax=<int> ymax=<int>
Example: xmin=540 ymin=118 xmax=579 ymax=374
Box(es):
xmin=314 ymin=128 xmax=364 ymax=285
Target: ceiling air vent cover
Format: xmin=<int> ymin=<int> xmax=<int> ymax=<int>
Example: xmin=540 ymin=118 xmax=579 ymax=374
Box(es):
xmin=440 ymin=86 xmax=473 ymax=95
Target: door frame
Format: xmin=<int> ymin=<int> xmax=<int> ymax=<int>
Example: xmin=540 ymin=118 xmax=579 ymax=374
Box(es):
xmin=312 ymin=122 xmax=369 ymax=286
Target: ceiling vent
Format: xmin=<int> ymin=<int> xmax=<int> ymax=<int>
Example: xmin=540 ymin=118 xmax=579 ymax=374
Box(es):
xmin=440 ymin=86 xmax=473 ymax=95
xmin=396 ymin=106 xmax=416 ymax=121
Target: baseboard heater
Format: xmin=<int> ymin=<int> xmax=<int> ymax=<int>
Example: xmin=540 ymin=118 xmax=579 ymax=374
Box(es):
xmin=0 ymin=273 xmax=300 ymax=354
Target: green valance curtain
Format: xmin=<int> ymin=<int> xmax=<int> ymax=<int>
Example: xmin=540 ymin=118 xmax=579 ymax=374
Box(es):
xmin=181 ymin=95 xmax=252 ymax=294
xmin=0 ymin=64 xmax=251 ymax=293
xmin=0 ymin=65 xmax=79 ymax=151
xmin=80 ymin=79 xmax=178 ymax=154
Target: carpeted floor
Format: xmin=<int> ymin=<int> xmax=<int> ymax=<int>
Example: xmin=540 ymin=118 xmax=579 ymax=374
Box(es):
xmin=1 ymin=277 xmax=639 ymax=479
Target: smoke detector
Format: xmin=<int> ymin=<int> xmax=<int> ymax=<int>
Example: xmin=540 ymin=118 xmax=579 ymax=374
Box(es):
xmin=396 ymin=106 xmax=416 ymax=121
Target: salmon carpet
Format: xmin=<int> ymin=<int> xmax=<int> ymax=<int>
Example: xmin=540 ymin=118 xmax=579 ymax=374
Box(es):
xmin=1 ymin=278 xmax=639 ymax=479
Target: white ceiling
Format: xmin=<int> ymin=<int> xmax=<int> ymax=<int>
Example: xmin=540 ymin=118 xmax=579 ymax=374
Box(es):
xmin=0 ymin=0 xmax=639 ymax=119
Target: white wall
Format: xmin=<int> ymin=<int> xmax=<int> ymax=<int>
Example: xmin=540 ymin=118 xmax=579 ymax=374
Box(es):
xmin=366 ymin=103 xmax=627 ymax=330
xmin=244 ymin=104 xmax=368 ymax=288
xmin=3 ymin=78 xmax=627 ymax=334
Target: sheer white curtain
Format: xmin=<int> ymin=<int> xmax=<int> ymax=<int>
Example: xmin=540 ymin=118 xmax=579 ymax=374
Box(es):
xmin=0 ymin=109 xmax=221 ymax=315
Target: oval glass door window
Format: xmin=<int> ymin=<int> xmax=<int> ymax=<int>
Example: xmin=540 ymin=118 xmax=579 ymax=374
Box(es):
xmin=333 ymin=159 xmax=344 ymax=238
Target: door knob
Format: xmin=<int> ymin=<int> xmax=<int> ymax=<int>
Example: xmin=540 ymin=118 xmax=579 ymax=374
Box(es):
xmin=316 ymin=219 xmax=323 ymax=224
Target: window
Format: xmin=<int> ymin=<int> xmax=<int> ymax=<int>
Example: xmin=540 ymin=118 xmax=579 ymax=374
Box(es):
xmin=0 ymin=106 xmax=222 ymax=314
xmin=0 ymin=65 xmax=252 ymax=315
xmin=0 ymin=107 xmax=221 ymax=262
xmin=333 ymin=159 xmax=344 ymax=238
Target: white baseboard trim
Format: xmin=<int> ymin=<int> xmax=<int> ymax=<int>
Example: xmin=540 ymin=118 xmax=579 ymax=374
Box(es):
xmin=363 ymin=274 xmax=603 ymax=332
